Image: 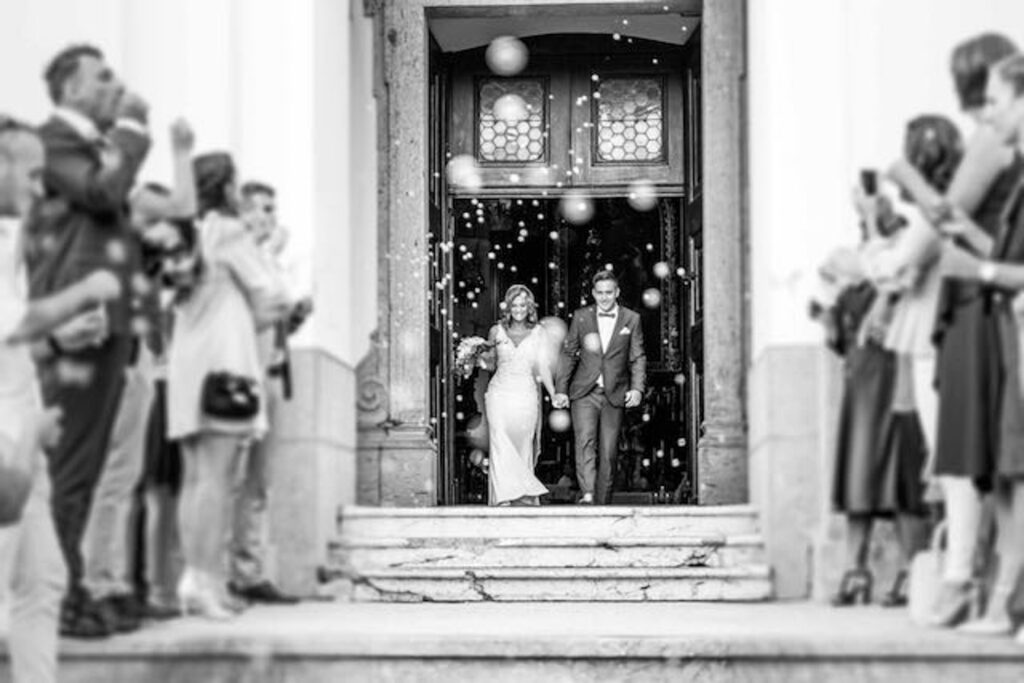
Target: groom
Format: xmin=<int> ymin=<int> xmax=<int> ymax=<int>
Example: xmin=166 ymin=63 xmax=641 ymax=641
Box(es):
xmin=553 ymin=271 xmax=646 ymax=505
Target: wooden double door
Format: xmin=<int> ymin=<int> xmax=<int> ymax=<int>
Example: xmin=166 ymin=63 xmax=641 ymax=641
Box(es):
xmin=428 ymin=32 xmax=704 ymax=505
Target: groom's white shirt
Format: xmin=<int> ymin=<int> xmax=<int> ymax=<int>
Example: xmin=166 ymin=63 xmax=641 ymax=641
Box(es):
xmin=596 ymin=305 xmax=619 ymax=387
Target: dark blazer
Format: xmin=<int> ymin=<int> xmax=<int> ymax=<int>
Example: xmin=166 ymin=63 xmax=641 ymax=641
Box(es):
xmin=24 ymin=115 xmax=150 ymax=335
xmin=556 ymin=305 xmax=646 ymax=408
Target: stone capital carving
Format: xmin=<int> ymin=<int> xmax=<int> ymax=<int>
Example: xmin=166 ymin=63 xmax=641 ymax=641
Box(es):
xmin=356 ymin=328 xmax=389 ymax=428
xmin=362 ymin=0 xmax=385 ymax=18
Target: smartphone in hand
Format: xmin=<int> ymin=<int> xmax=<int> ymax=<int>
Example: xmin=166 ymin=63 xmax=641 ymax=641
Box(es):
xmin=860 ymin=169 xmax=878 ymax=196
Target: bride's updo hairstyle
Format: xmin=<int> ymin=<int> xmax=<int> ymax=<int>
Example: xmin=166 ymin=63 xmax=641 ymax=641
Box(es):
xmin=950 ymin=33 xmax=1017 ymax=111
xmin=904 ymin=115 xmax=963 ymax=193
xmin=500 ymin=284 xmax=539 ymax=328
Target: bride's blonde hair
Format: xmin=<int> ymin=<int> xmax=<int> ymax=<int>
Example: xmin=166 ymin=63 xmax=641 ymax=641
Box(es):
xmin=500 ymin=284 xmax=538 ymax=328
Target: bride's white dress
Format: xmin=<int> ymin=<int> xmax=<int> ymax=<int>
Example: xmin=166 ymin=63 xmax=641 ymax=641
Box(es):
xmin=485 ymin=325 xmax=549 ymax=505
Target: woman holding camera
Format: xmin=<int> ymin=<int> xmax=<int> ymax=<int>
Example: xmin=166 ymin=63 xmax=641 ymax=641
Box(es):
xmin=829 ymin=116 xmax=962 ymax=607
xmin=165 ymin=152 xmax=290 ymax=619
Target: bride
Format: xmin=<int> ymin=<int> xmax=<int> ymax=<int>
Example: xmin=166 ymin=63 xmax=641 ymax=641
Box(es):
xmin=482 ymin=285 xmax=557 ymax=506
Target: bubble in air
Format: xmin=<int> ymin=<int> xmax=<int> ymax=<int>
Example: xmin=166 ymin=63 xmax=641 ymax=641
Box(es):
xmin=559 ymin=190 xmax=594 ymax=225
xmin=653 ymin=262 xmax=671 ymax=279
xmin=446 ymin=154 xmax=483 ymax=190
xmin=485 ymin=36 xmax=529 ymax=76
xmin=105 ymin=239 xmax=127 ymax=264
xmin=548 ymin=409 xmax=572 ymax=432
xmin=642 ymin=288 xmax=662 ymax=308
xmin=627 ymin=179 xmax=658 ymax=212
xmin=55 ymin=359 xmax=96 ymax=387
xmin=583 ymin=332 xmax=602 ymax=353
xmin=493 ymin=93 xmax=530 ymax=123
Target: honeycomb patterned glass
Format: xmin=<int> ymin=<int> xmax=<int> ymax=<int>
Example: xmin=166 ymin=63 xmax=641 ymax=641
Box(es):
xmin=478 ymin=79 xmax=546 ymax=163
xmin=596 ymin=78 xmax=665 ymax=162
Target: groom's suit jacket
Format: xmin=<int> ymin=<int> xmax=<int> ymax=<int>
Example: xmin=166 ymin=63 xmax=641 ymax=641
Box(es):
xmin=556 ymin=305 xmax=646 ymax=408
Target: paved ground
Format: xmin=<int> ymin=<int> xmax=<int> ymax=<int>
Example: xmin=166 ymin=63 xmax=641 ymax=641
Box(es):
xmin=3 ymin=600 xmax=1022 ymax=660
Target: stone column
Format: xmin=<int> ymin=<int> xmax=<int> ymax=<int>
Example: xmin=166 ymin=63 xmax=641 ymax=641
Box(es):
xmin=697 ymin=0 xmax=749 ymax=505
xmin=356 ymin=0 xmax=437 ymax=506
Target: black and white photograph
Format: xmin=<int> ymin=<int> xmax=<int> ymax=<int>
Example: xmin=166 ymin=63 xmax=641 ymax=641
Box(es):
xmin=3 ymin=0 xmax=1024 ymax=681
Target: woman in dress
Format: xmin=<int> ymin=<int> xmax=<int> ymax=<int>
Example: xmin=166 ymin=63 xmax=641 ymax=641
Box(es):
xmin=935 ymin=53 xmax=1024 ymax=638
xmin=894 ymin=33 xmax=1022 ymax=627
xmin=166 ymin=152 xmax=291 ymax=618
xmin=483 ymin=285 xmax=557 ymax=506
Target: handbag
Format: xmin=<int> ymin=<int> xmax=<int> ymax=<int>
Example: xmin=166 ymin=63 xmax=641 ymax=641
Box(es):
xmin=201 ymin=371 xmax=260 ymax=420
xmin=908 ymin=522 xmax=946 ymax=626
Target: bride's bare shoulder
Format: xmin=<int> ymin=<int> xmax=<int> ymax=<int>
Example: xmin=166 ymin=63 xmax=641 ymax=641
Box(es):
xmin=488 ymin=324 xmax=501 ymax=342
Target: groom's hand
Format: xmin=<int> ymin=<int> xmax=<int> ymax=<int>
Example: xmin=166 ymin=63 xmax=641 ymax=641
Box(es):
xmin=552 ymin=393 xmax=569 ymax=409
xmin=624 ymin=390 xmax=642 ymax=408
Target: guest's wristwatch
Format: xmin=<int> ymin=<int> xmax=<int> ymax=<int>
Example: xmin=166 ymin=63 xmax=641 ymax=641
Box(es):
xmin=979 ymin=261 xmax=998 ymax=284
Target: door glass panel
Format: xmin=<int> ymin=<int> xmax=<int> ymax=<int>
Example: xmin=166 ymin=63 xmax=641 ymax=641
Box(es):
xmin=595 ymin=77 xmax=664 ymax=162
xmin=477 ymin=79 xmax=546 ymax=163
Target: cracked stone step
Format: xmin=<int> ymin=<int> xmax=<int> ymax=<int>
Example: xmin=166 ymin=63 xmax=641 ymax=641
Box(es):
xmin=330 ymin=534 xmax=767 ymax=569
xmin=338 ymin=505 xmax=760 ymax=540
xmin=337 ymin=566 xmax=774 ymax=602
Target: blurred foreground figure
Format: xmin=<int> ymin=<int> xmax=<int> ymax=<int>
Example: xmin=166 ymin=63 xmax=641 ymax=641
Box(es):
xmin=23 ymin=44 xmax=152 ymax=638
xmin=0 ymin=115 xmax=120 ymax=682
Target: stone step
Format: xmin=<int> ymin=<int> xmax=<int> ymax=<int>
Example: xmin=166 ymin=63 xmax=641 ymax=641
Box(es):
xmin=337 ymin=505 xmax=760 ymax=540
xmin=10 ymin=602 xmax=1024 ymax=683
xmin=334 ymin=565 xmax=775 ymax=602
xmin=331 ymin=534 xmax=767 ymax=569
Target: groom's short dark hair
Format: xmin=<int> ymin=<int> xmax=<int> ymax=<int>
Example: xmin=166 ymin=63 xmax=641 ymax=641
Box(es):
xmin=592 ymin=270 xmax=618 ymax=287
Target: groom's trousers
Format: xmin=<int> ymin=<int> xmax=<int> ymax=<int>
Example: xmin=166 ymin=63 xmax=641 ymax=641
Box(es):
xmin=571 ymin=386 xmax=623 ymax=504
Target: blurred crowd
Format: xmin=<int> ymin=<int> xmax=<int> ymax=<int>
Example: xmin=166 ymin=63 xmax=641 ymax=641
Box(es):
xmin=0 ymin=44 xmax=312 ymax=682
xmin=814 ymin=32 xmax=1024 ymax=642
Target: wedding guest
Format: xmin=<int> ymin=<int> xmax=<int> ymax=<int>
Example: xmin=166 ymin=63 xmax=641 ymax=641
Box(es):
xmin=825 ymin=194 xmax=903 ymax=606
xmin=851 ymin=115 xmax=963 ymax=606
xmin=80 ymin=119 xmax=196 ymax=626
xmin=933 ymin=54 xmax=1024 ymax=638
xmin=166 ymin=153 xmax=289 ymax=619
xmin=481 ymin=285 xmax=556 ymax=506
xmin=0 ymin=115 xmax=118 ymax=681
xmin=23 ymin=44 xmax=151 ymax=638
xmin=897 ymin=33 xmax=1022 ymax=628
xmin=227 ymin=180 xmax=304 ymax=603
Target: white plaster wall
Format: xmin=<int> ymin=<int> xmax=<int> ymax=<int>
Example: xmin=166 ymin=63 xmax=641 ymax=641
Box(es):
xmin=747 ymin=0 xmax=1024 ymax=359
xmin=0 ymin=0 xmax=373 ymax=366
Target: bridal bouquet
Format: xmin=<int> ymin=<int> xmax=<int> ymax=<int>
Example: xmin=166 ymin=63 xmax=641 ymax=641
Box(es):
xmin=454 ymin=336 xmax=494 ymax=379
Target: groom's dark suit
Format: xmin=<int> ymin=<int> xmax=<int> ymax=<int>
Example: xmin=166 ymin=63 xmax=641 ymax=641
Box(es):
xmin=24 ymin=114 xmax=150 ymax=604
xmin=556 ymin=305 xmax=646 ymax=503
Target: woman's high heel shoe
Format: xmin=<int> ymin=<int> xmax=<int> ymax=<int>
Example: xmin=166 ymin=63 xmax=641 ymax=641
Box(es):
xmin=880 ymin=570 xmax=908 ymax=608
xmin=927 ymin=581 xmax=974 ymax=628
xmin=177 ymin=569 xmax=233 ymax=621
xmin=831 ymin=568 xmax=873 ymax=606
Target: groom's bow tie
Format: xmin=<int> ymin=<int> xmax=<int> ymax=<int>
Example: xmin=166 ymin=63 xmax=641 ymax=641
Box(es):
xmin=597 ymin=312 xmax=615 ymax=318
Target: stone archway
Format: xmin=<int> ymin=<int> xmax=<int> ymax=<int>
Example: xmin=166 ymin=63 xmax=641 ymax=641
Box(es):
xmin=356 ymin=0 xmax=748 ymax=506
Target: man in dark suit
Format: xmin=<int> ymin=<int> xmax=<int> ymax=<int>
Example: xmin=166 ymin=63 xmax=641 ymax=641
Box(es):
xmin=23 ymin=44 xmax=151 ymax=638
xmin=554 ymin=271 xmax=646 ymax=505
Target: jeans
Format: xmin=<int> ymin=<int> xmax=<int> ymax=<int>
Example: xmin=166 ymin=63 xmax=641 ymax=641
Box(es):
xmin=0 ymin=457 xmax=67 ymax=683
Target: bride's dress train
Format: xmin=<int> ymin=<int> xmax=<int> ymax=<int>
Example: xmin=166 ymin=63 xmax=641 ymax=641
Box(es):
xmin=485 ymin=325 xmax=549 ymax=506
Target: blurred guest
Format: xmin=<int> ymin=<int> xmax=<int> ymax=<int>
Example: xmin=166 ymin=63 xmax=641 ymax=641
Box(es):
xmin=934 ymin=54 xmax=1024 ymax=638
xmin=79 ymin=119 xmax=195 ymax=627
xmin=0 ymin=115 xmax=119 ymax=681
xmin=227 ymin=181 xmax=306 ymax=604
xmin=22 ymin=44 xmax=151 ymax=638
xmin=850 ymin=115 xmax=963 ymax=606
xmin=167 ymin=153 xmax=289 ymax=619
xmin=894 ymin=33 xmax=1021 ymax=628
xmin=825 ymin=191 xmax=906 ymax=606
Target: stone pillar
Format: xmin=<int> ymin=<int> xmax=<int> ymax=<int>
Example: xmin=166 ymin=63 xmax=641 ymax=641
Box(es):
xmin=356 ymin=0 xmax=437 ymax=506
xmin=697 ymin=0 xmax=749 ymax=505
